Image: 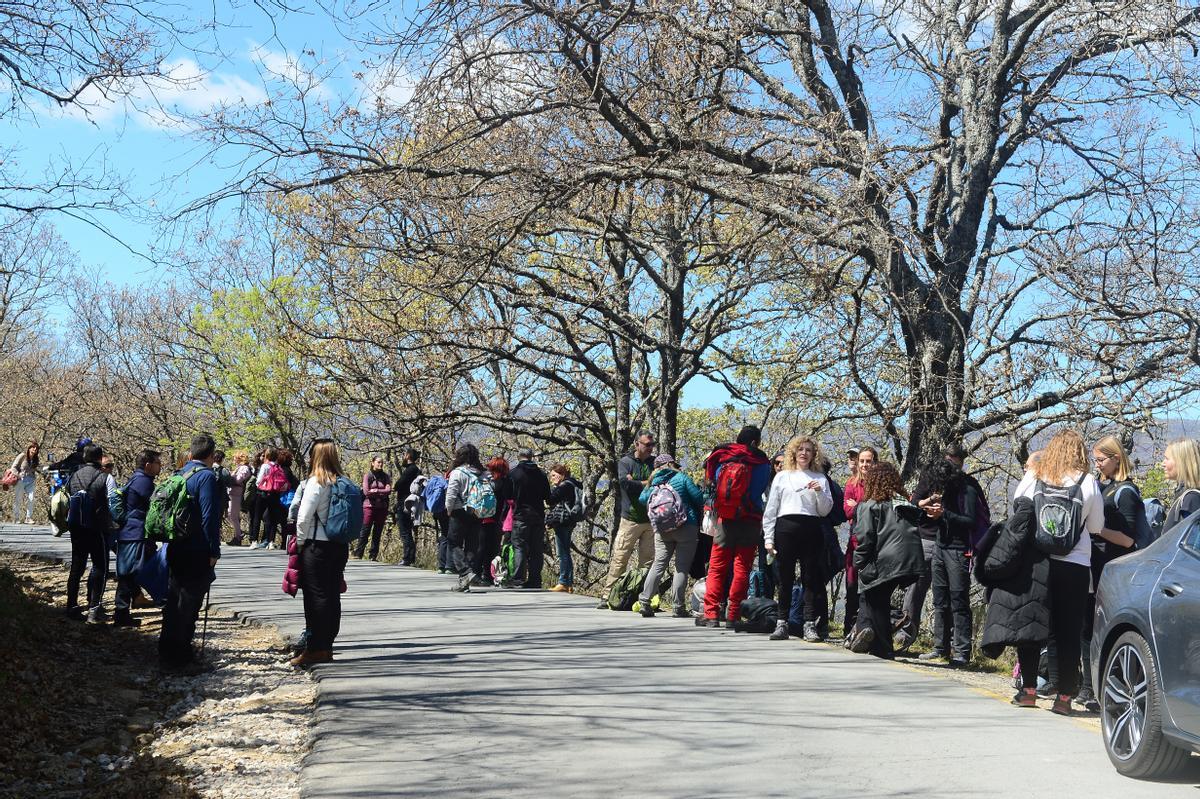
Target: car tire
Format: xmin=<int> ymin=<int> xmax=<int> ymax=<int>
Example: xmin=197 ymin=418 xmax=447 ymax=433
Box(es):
xmin=1101 ymin=630 xmax=1193 ymax=779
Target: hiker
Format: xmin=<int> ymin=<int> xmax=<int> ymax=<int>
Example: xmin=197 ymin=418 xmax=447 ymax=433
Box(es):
xmin=697 ymin=425 xmax=771 ymax=628
xmin=113 ymin=449 xmax=162 ymax=627
xmin=841 ymin=446 xmax=876 ymax=637
xmin=475 ymin=456 xmax=511 ymax=585
xmin=546 ymin=463 xmax=580 ymax=592
xmin=357 ymin=456 xmax=392 ymax=561
xmin=1009 ymin=429 xmax=1104 ymax=715
xmin=395 ymin=449 xmax=421 ymax=565
xmin=227 ymin=452 xmax=253 ymax=545
xmin=158 ymin=434 xmax=223 ymax=672
xmin=64 ymin=443 xmax=112 ymax=623
xmin=426 ymin=471 xmax=451 ymax=573
xmin=847 ymin=462 xmax=924 ymax=659
xmin=599 ymin=431 xmax=657 ymax=607
xmin=816 ymin=455 xmax=847 ymax=638
xmin=249 ymin=447 xmax=281 ymax=549
xmin=8 ymin=441 xmax=39 ymax=523
xmin=275 ymin=450 xmax=302 ymax=548
xmin=445 ymin=443 xmax=487 ymax=592
xmin=637 ymin=454 xmax=703 ymax=617
xmin=1161 ymin=438 xmax=1200 ymax=530
xmin=508 ymin=448 xmax=550 ymax=589
xmin=763 ymin=435 xmax=834 ymax=641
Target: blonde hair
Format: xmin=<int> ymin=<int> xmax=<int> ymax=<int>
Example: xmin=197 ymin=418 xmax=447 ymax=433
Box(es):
xmin=1034 ymin=430 xmax=1088 ymax=485
xmin=310 ymin=441 xmax=343 ymax=485
xmin=784 ymin=436 xmax=823 ymax=471
xmin=1166 ymin=439 xmax=1200 ymax=490
xmin=233 ymin=450 xmax=250 ymax=466
xmin=1093 ymin=436 xmax=1133 ymax=482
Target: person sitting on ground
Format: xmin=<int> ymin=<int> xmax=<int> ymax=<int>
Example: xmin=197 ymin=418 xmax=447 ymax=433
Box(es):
xmin=848 ymin=461 xmax=924 ymax=659
xmin=636 ymin=454 xmax=704 ymax=618
xmin=64 ymin=443 xmax=112 ymax=623
xmin=508 ymin=448 xmax=550 ymax=589
xmin=599 ymin=431 xmax=657 ymax=607
xmin=357 ymin=456 xmax=392 ymax=561
xmin=547 ymin=463 xmax=582 ymax=593
xmin=113 ymin=449 xmax=162 ymax=628
xmin=763 ymin=435 xmax=834 ymax=641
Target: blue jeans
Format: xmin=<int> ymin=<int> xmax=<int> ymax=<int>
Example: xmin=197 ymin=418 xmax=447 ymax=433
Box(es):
xmin=554 ymin=524 xmax=575 ymax=587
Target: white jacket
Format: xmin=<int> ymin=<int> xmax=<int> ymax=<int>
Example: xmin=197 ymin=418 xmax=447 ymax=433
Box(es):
xmin=762 ymin=470 xmax=833 ymax=548
xmin=296 ymin=477 xmax=334 ymax=542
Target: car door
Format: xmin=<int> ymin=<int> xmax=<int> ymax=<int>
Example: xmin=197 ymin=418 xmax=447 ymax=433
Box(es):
xmin=1151 ymin=517 xmax=1200 ymax=737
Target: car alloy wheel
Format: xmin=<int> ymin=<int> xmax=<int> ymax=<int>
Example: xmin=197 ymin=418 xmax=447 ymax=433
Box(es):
xmin=1102 ymin=641 xmax=1148 ymax=760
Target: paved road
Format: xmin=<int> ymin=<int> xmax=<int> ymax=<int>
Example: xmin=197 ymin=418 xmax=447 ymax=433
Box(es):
xmin=2 ymin=523 xmax=1197 ymax=798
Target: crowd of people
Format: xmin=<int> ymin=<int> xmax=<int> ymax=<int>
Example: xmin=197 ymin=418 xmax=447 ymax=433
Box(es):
xmin=3 ymin=423 xmax=1186 ymax=712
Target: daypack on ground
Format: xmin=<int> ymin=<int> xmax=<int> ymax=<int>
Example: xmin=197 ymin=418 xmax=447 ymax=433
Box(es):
xmin=145 ymin=467 xmax=204 ymax=543
xmin=734 ymin=596 xmax=778 ymax=633
xmin=647 ymin=482 xmax=687 ymax=534
xmin=605 ymin=566 xmax=668 ymax=611
xmin=1032 ymin=476 xmax=1085 ymax=556
xmin=713 ymin=459 xmax=754 ymax=521
xmin=460 ymin=468 xmax=497 ymax=519
xmin=319 ymin=476 xmax=365 ymax=544
xmin=423 ymin=475 xmax=448 ymax=515
xmin=491 ymin=541 xmax=517 ymax=585
xmin=258 ymin=462 xmax=290 ymax=493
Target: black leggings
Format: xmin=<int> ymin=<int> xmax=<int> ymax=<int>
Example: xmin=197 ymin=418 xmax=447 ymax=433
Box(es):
xmin=300 ymin=539 xmax=349 ymax=651
xmin=252 ymin=491 xmax=284 ymax=544
xmin=1017 ymin=559 xmax=1090 ymax=696
xmin=67 ymin=526 xmax=109 ymax=609
xmin=774 ymin=514 xmax=827 ymax=624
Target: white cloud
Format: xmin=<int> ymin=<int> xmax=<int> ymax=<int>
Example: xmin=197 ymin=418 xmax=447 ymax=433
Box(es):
xmin=248 ymin=43 xmax=335 ymax=104
xmin=358 ymin=63 xmax=417 ymax=111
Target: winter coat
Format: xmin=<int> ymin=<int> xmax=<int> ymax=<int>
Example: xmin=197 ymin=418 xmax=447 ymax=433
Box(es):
xmin=975 ymin=497 xmax=1050 ymax=659
xmin=117 ymin=469 xmax=155 ymax=542
xmin=639 ymin=468 xmax=705 ymax=527
xmin=852 ymin=498 xmax=925 ymax=593
xmin=282 ymin=533 xmax=347 ymax=597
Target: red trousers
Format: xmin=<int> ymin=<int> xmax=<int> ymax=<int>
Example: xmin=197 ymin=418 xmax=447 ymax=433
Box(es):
xmin=704 ymin=542 xmax=756 ymax=621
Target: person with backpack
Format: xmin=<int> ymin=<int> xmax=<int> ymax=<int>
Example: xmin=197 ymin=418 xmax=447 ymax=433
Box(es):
xmin=111 ymin=449 xmax=162 ymax=627
xmin=423 ymin=472 xmax=451 ymax=572
xmin=546 ymin=463 xmax=581 ymax=592
xmin=226 ymin=452 xmax=253 ymax=545
xmin=249 ymin=447 xmax=286 ymax=549
xmin=763 ymin=436 xmax=834 ymax=641
xmin=157 ymin=434 xmax=224 ymax=672
xmin=356 ymin=456 xmax=392 ymax=561
xmin=841 ymin=445 xmax=876 ymax=638
xmin=598 ymin=431 xmax=657 ymax=607
xmin=636 ymin=454 xmax=704 ymax=617
xmin=474 ymin=456 xmax=512 ymax=586
xmin=8 ymin=441 xmax=40 ymax=524
xmin=1161 ymin=438 xmax=1200 ymax=531
xmin=64 ymin=443 xmax=112 ymax=622
xmin=846 ymin=461 xmax=924 ymax=658
xmin=1009 ymin=429 xmax=1104 ymax=715
xmin=445 ymin=443 xmax=489 ymax=592
xmin=292 ymin=438 xmax=360 ymax=667
xmin=507 ymin=448 xmax=549 ymax=589
xmin=697 ymin=425 xmax=772 ymax=628
xmin=395 ymin=449 xmax=421 ymax=565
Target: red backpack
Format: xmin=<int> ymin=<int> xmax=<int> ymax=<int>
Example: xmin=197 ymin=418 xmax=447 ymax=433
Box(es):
xmin=258 ymin=462 xmax=289 ymax=493
xmin=714 ymin=459 xmax=754 ymax=521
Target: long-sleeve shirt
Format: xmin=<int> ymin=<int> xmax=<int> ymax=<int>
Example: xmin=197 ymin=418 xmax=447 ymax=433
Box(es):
xmin=296 ymin=477 xmax=334 ymax=542
xmin=66 ymin=463 xmax=111 ymax=533
xmin=510 ymin=461 xmax=551 ymax=522
xmin=1163 ymin=484 xmax=1200 ymax=532
xmin=446 ymin=465 xmax=482 ymax=513
xmin=617 ymin=454 xmax=654 ymax=523
xmin=170 ymin=460 xmax=222 ymax=570
xmin=762 ymin=469 xmax=833 ymax=549
xmin=363 ymin=470 xmax=392 ymax=508
xmin=843 ymin=479 xmax=865 ymax=523
xmin=1013 ymin=470 xmax=1104 ymax=568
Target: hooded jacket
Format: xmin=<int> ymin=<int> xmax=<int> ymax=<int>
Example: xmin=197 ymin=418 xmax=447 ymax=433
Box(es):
xmin=639 ymin=468 xmax=705 ymax=528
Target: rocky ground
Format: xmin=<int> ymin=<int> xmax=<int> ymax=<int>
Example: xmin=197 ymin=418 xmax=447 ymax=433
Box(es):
xmin=0 ymin=550 xmax=315 ymax=799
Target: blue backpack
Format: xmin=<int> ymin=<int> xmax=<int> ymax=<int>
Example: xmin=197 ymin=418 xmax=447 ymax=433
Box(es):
xmin=320 ymin=476 xmax=365 ymax=544
xmin=423 ymin=475 xmax=448 ymax=515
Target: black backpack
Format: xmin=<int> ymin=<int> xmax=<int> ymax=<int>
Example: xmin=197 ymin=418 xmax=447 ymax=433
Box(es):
xmin=1032 ymin=475 xmax=1086 ymax=556
xmin=733 ymin=597 xmax=779 ymax=633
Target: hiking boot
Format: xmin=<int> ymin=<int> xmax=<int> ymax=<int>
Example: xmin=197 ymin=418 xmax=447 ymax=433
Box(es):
xmin=292 ymin=630 xmax=311 ymax=655
xmin=550 ymin=584 xmax=571 ymax=592
xmin=695 ymin=616 xmax=720 ymax=629
xmin=817 ymin=620 xmax=830 ymax=640
xmin=1073 ymin=688 xmax=1100 ymax=713
xmin=1011 ymin=687 xmax=1038 ymax=708
xmin=769 ymin=620 xmax=790 ymax=640
xmin=456 ymin=572 xmax=475 ymax=592
xmin=112 ymin=612 xmax=141 ymax=628
xmin=948 ymin=658 xmax=969 ymax=670
xmin=917 ymin=651 xmax=946 ymax=662
xmin=289 ymin=649 xmax=333 ymax=668
xmin=802 ymin=622 xmax=822 ymax=643
xmin=1051 ymin=694 xmax=1073 ymax=716
xmin=672 ymin=608 xmax=691 ymax=619
xmin=638 ymin=603 xmax=656 ymax=618
xmin=849 ymin=626 xmax=875 ymax=653
xmin=85 ymin=606 xmax=108 ymax=625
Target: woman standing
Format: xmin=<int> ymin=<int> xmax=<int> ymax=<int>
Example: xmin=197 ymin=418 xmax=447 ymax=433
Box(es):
xmin=227 ymin=452 xmax=252 ymax=545
xmin=763 ymin=436 xmax=834 ymax=642
xmin=547 ymin=464 xmax=582 ymax=593
xmin=636 ymin=455 xmax=702 ymax=615
xmin=251 ymin=447 xmax=289 ymax=550
xmin=1011 ymin=429 xmax=1104 ymax=715
xmin=848 ymin=462 xmax=924 ymax=659
xmin=1161 ymin=438 xmax=1200 ymax=531
xmin=357 ymin=456 xmax=392 ymax=561
xmin=9 ymin=442 xmax=39 ymax=524
xmin=292 ymin=439 xmax=351 ymax=667
xmin=841 ymin=446 xmax=876 ymax=637
xmin=475 ymin=456 xmax=511 ymax=586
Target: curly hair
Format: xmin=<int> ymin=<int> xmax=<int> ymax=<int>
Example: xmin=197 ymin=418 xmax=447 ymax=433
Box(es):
xmin=864 ymin=461 xmax=905 ymax=502
xmin=1034 ymin=429 xmax=1088 ymax=485
xmin=783 ymin=435 xmax=823 ymax=471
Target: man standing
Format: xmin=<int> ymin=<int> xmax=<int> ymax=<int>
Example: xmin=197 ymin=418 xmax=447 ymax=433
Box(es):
xmin=158 ymin=434 xmax=222 ymax=672
xmin=395 ymin=448 xmax=421 ymax=566
xmin=65 ymin=443 xmax=111 ymax=623
xmin=114 ymin=449 xmax=161 ymax=627
xmin=508 ymin=447 xmax=550 ymax=589
xmin=598 ymin=431 xmax=657 ymax=607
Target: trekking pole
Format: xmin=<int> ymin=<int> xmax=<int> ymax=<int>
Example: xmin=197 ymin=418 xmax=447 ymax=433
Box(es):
xmin=198 ymin=585 xmax=212 ymax=658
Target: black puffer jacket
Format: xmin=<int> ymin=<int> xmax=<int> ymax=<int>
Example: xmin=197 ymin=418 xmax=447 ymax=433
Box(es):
xmin=852 ymin=499 xmax=925 ymax=593
xmin=975 ymin=497 xmax=1050 ymax=658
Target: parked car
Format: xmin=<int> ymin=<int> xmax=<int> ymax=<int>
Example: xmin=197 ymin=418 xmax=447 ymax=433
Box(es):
xmin=1092 ymin=510 xmax=1200 ymax=779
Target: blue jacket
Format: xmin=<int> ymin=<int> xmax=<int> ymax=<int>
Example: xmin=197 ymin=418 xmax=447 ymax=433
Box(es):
xmin=172 ymin=461 xmax=222 ymax=564
xmin=640 ymin=468 xmax=705 ymax=527
xmin=117 ymin=469 xmax=155 ymax=542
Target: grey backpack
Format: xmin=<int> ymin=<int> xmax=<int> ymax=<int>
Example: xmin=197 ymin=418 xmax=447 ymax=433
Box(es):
xmin=1032 ymin=475 xmax=1086 ymax=556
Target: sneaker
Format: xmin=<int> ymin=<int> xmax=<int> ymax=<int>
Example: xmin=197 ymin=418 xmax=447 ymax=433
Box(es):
xmin=917 ymin=651 xmax=946 ymax=662
xmin=1051 ymin=694 xmax=1073 ymax=716
xmin=112 ymin=612 xmax=141 ymax=628
xmin=694 ymin=616 xmax=720 ymax=628
xmin=638 ymin=603 xmax=656 ymax=618
xmin=85 ymin=607 xmax=107 ymax=625
xmin=1036 ymin=682 xmax=1058 ymax=699
xmin=802 ymin=621 xmax=822 ymax=643
xmin=63 ymin=605 xmax=85 ymax=620
xmin=893 ymin=631 xmax=914 ymax=654
xmin=229 ymin=536 xmax=243 ymax=547
xmin=1073 ymin=688 xmax=1100 ymax=713
xmin=672 ymin=608 xmax=691 ymax=619
xmin=455 ymin=572 xmax=474 ymax=592
xmin=438 ymin=569 xmax=449 ymax=575
xmin=948 ymin=658 xmax=969 ymax=670
xmin=849 ymin=626 xmax=875 ymax=653
xmin=769 ymin=620 xmax=790 ymax=640
xmin=1011 ymin=687 xmax=1038 ymax=708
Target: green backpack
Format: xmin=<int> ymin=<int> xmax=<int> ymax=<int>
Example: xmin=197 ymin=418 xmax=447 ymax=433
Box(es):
xmin=145 ymin=466 xmax=203 ymax=543
xmin=605 ymin=566 xmax=669 ymax=612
